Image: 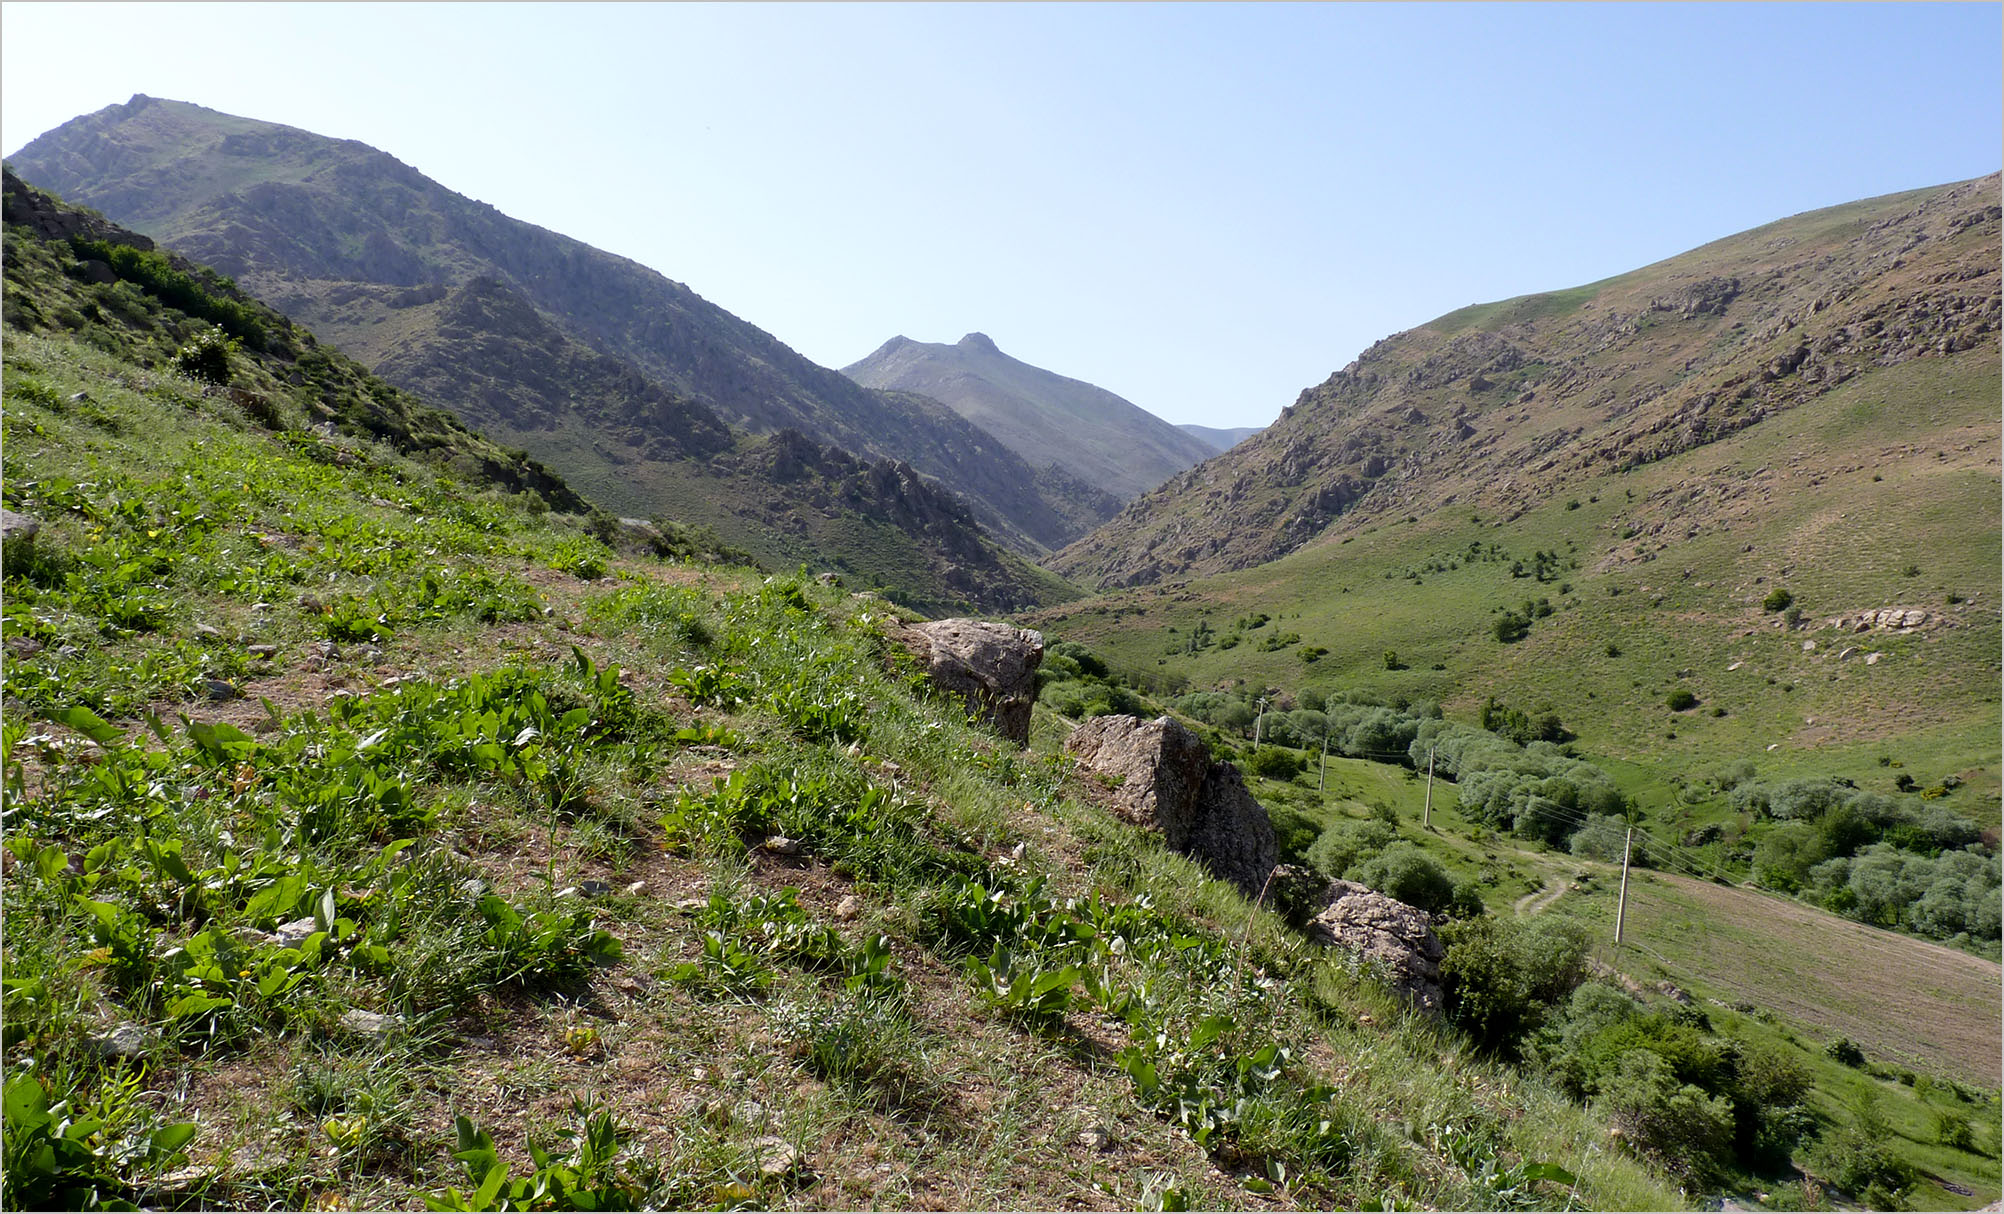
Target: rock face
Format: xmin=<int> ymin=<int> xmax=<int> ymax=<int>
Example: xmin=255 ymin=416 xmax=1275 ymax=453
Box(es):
xmin=902 ymin=619 xmax=1044 ymax=746
xmin=1064 ymin=714 xmax=1278 ymax=896
xmin=1302 ymin=879 xmax=1446 ymax=1014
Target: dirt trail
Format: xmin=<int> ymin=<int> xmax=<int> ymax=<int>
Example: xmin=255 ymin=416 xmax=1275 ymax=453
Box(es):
xmin=1513 ymin=878 xmax=1567 ymax=917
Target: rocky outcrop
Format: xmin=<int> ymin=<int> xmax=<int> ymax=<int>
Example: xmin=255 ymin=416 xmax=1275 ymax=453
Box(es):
xmin=899 ymin=619 xmax=1044 ymax=746
xmin=1302 ymin=879 xmax=1446 ymax=1014
xmin=1064 ymin=714 xmax=1278 ymax=896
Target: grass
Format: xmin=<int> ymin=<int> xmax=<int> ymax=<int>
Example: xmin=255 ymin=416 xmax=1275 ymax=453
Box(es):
xmin=1 ymin=315 xmax=1688 ymax=1210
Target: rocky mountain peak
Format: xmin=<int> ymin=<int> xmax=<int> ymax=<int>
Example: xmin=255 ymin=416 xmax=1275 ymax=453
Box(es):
xmin=958 ymin=331 xmax=1000 ymax=353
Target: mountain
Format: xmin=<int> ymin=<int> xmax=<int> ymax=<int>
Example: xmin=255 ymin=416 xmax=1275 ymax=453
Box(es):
xmin=842 ymin=332 xmax=1214 ymax=501
xmin=1 ymin=167 xmax=1072 ymax=615
xmin=1179 ymin=423 xmax=1263 ymax=453
xmin=1052 ymin=174 xmax=2001 ymax=588
xmin=7 ymin=95 xmax=1110 ymax=553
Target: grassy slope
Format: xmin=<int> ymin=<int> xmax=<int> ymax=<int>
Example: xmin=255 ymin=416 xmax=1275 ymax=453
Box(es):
xmin=1025 ymin=344 xmax=2002 ymax=820
xmin=3 ymin=292 xmax=1687 ymax=1209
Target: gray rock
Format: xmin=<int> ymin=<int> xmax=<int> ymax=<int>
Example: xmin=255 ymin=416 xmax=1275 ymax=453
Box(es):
xmin=274 ymin=916 xmax=320 ymax=947
xmin=748 ymin=1135 xmax=803 ymax=1178
xmin=1065 ymin=714 xmax=1277 ymax=897
xmin=2 ymin=509 xmax=41 ymax=576
xmin=204 ymin=678 xmax=241 ymax=702
xmin=897 ymin=619 xmax=1044 ymax=746
xmin=247 ymin=644 xmax=278 ymax=658
xmin=91 ymin=1023 xmax=159 ymax=1058
xmin=339 ymin=1009 xmax=396 ymax=1038
xmin=762 ymin=835 xmax=803 ymax=856
xmin=1302 ymin=879 xmax=1445 ymax=1014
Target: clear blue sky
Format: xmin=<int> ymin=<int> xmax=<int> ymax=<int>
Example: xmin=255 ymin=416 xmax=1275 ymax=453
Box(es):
xmin=4 ymin=3 xmax=1998 ymax=428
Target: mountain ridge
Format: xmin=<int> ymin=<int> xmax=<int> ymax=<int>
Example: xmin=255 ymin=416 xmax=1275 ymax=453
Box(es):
xmin=1050 ymin=172 xmax=2002 ymax=588
xmin=7 ymin=94 xmax=1111 ymax=554
xmin=842 ymin=329 xmax=1214 ymax=501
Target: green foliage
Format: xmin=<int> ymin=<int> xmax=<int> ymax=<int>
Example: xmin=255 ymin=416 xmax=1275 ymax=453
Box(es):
xmin=427 ymin=1104 xmax=650 ymax=1211
xmin=1801 ymin=1094 xmax=1917 ymax=1209
xmin=1763 ymin=587 xmax=1795 ymax=611
xmin=67 ymin=238 xmax=268 ymax=350
xmin=3 ymin=1068 xmax=199 ymax=1212
xmin=1666 ymin=688 xmax=1698 ymax=712
xmin=1592 ymin=1049 xmax=1735 ymax=1186
xmin=1247 ymin=745 xmax=1305 ymax=780
xmin=172 ymin=324 xmax=236 ymax=384
xmin=1438 ymin=916 xmax=1590 ymax=1052
xmin=1823 ymin=1037 xmax=1866 ymax=1067
xmin=1348 ymin=842 xmax=1461 ymax=917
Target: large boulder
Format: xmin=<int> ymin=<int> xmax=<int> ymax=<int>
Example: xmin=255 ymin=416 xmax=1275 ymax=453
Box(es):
xmin=900 ymin=618 xmax=1044 ymax=746
xmin=1065 ymin=714 xmax=1277 ymax=897
xmin=1302 ymin=878 xmax=1445 ymax=1014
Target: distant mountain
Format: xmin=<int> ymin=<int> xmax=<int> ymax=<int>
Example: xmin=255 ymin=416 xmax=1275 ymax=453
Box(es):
xmin=1178 ymin=424 xmax=1263 ymax=453
xmin=8 ymin=95 xmax=1109 ymax=554
xmin=842 ymin=332 xmax=1213 ymax=501
xmin=1053 ymin=174 xmax=2002 ymax=588
xmin=1 ymin=167 xmax=1072 ymax=615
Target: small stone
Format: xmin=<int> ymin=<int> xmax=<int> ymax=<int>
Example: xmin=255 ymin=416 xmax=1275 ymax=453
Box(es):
xmin=247 ymin=643 xmax=278 ymax=658
xmin=274 ymin=917 xmax=320 ymax=947
xmin=1801 ymin=640 xmax=1816 ymax=652
xmin=193 ymin=623 xmax=223 ymax=640
xmin=624 ymin=880 xmax=647 ymax=896
xmin=834 ymin=896 xmax=861 ymax=921
xmin=762 ymin=835 xmax=802 ymax=856
xmin=673 ymin=897 xmax=707 ymax=914
xmin=460 ymin=878 xmax=489 ymax=898
xmin=204 ymin=678 xmax=242 ymax=701
xmin=1864 ymin=652 xmax=1883 ymax=665
xmin=91 ymin=1023 xmax=158 ymax=1058
xmin=1078 ymin=1125 xmax=1113 ymax=1151
xmin=233 ymin=927 xmax=282 ymax=948
xmin=68 ymin=390 xmax=90 ymax=403
xmin=554 ymin=886 xmax=578 ymax=900
xmin=339 ymin=1009 xmax=396 ymax=1038
xmin=749 ymin=1135 xmax=801 ymax=1178
xmin=1837 ymin=647 xmax=1857 ymax=660
xmin=579 ymin=880 xmax=612 ymax=897
xmin=1726 ymin=661 xmax=1743 ymax=671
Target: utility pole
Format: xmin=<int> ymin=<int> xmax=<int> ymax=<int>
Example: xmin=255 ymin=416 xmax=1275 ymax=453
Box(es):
xmin=1614 ymin=826 xmax=1634 ymax=946
xmin=1253 ymin=696 xmax=1268 ymax=746
xmin=1319 ymin=729 xmax=1329 ymax=792
xmin=1422 ymin=747 xmax=1435 ymax=829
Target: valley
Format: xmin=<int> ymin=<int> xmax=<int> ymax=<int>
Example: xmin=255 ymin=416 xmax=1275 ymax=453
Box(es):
xmin=2 ymin=92 xmax=1998 ymax=1214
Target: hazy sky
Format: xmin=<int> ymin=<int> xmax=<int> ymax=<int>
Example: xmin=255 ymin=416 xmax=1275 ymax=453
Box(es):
xmin=4 ymin=3 xmax=1998 ymax=428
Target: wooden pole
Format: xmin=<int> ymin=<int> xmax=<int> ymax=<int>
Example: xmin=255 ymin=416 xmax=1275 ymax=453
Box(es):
xmin=1319 ymin=730 xmax=1329 ymax=792
xmin=1614 ymin=826 xmax=1634 ymax=946
xmin=1422 ymin=747 xmax=1435 ymax=829
xmin=1254 ymin=697 xmax=1267 ymax=746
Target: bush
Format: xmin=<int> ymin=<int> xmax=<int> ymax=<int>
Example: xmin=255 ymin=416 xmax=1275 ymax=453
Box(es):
xmin=173 ymin=325 xmax=235 ymax=384
xmin=1803 ymin=1096 xmax=1916 ymax=1208
xmin=1666 ymin=689 xmax=1698 ymax=712
xmin=1305 ymin=820 xmax=1394 ymax=883
xmin=1762 ymin=587 xmax=1794 ymax=612
xmin=1593 ymin=1049 xmax=1735 ymax=1185
xmin=1349 ymin=843 xmax=1457 ymax=916
xmin=1824 ymin=1037 xmax=1865 ymax=1067
xmin=1247 ymin=746 xmax=1305 ymax=781
xmin=1438 ymin=916 xmax=1589 ymax=1052
xmin=1493 ymin=610 xmax=1530 ymax=643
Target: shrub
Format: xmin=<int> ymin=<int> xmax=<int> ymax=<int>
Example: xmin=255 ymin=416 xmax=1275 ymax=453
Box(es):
xmin=1247 ymin=746 xmax=1305 ymax=781
xmin=1666 ymin=689 xmax=1698 ymax=712
xmin=1824 ymin=1037 xmax=1865 ymax=1067
xmin=1438 ymin=916 xmax=1588 ymax=1052
xmin=1493 ymin=610 xmax=1530 ymax=643
xmin=1762 ymin=587 xmax=1794 ymax=612
xmin=1593 ymin=1049 xmax=1735 ymax=1185
xmin=1349 ymin=842 xmax=1457 ymax=916
xmin=173 ymin=325 xmax=235 ymax=384
xmin=1305 ymin=819 xmax=1395 ymax=883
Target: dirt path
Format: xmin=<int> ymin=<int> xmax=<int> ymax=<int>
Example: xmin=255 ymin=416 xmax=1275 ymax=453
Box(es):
xmin=1513 ymin=878 xmax=1567 ymax=917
